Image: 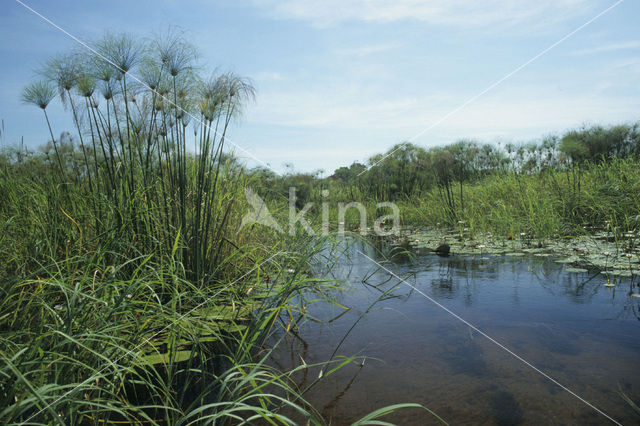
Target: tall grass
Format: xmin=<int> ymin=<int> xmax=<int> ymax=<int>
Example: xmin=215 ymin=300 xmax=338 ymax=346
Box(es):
xmin=268 ymin=155 xmax=640 ymax=242
xmin=19 ymin=31 xmax=262 ymax=286
xmin=2 ymin=29 xmax=428 ymax=424
xmin=0 ymin=223 xmax=338 ymax=423
xmin=0 ymin=158 xmax=430 ymax=423
xmin=1 ymin=30 xmax=378 ymax=424
xmin=399 ymin=156 xmax=640 ymax=238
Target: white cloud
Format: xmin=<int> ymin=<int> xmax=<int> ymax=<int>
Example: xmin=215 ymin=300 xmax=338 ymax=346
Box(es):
xmin=246 ymin=85 xmax=640 ymax=143
xmin=571 ymin=41 xmax=640 ymax=55
xmin=236 ymin=77 xmax=640 ymax=172
xmin=247 ymin=89 xmax=427 ymax=129
xmin=252 ymin=147 xmax=368 ymax=160
xmin=607 ymin=56 xmax=640 ymax=73
xmin=252 ymin=71 xmax=284 ymax=81
xmin=334 ymin=43 xmax=401 ymax=57
xmin=248 ymin=0 xmax=593 ymax=28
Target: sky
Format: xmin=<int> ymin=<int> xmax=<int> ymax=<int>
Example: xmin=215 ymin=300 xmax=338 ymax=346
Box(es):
xmin=1 ymin=0 xmax=639 ymax=174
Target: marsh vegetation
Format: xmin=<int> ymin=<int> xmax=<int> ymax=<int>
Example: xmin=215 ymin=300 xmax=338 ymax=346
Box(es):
xmin=2 ymin=27 xmax=639 ymax=425
xmin=1 ymin=31 xmax=424 ymax=424
xmin=255 ymin=122 xmax=640 ymax=242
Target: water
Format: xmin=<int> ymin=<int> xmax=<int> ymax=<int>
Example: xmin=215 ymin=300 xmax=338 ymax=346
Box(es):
xmin=268 ymin=241 xmax=640 ymax=425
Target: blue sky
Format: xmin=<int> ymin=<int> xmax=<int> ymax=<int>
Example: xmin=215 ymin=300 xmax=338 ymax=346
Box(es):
xmin=1 ymin=0 xmax=639 ymax=174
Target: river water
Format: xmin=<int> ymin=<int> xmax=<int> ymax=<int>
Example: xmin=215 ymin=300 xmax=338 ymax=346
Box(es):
xmin=269 ymin=240 xmax=640 ymax=425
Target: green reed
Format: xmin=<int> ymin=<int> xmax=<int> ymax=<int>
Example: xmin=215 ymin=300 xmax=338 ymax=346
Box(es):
xmin=3 ymin=29 xmax=429 ymax=424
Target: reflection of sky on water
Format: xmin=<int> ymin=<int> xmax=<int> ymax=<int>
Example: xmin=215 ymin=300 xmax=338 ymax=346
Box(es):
xmin=270 ymin=240 xmax=640 ymax=424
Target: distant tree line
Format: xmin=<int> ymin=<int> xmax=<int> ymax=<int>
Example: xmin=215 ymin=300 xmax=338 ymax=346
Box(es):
xmin=326 ymin=122 xmax=640 ymax=202
xmin=4 ymin=114 xmax=638 ymax=218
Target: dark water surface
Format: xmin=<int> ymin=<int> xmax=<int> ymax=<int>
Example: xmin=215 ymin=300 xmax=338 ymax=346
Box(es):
xmin=269 ymin=241 xmax=640 ymax=425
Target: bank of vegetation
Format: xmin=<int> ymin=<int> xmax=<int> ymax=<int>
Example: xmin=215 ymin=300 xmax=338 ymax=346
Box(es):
xmin=255 ymin=123 xmax=640 ymax=241
xmin=0 ymin=31 xmax=424 ymax=424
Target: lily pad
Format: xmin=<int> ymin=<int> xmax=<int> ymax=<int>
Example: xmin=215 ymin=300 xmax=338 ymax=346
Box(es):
xmin=555 ymin=256 xmax=580 ymax=264
xmin=566 ymin=267 xmax=588 ymax=273
xmin=522 ymin=248 xmax=545 ymax=254
xmin=609 ymin=270 xmax=633 ymax=277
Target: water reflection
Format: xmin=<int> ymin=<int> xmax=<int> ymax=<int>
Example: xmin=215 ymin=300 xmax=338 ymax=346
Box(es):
xmin=269 ymin=240 xmax=640 ymax=424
